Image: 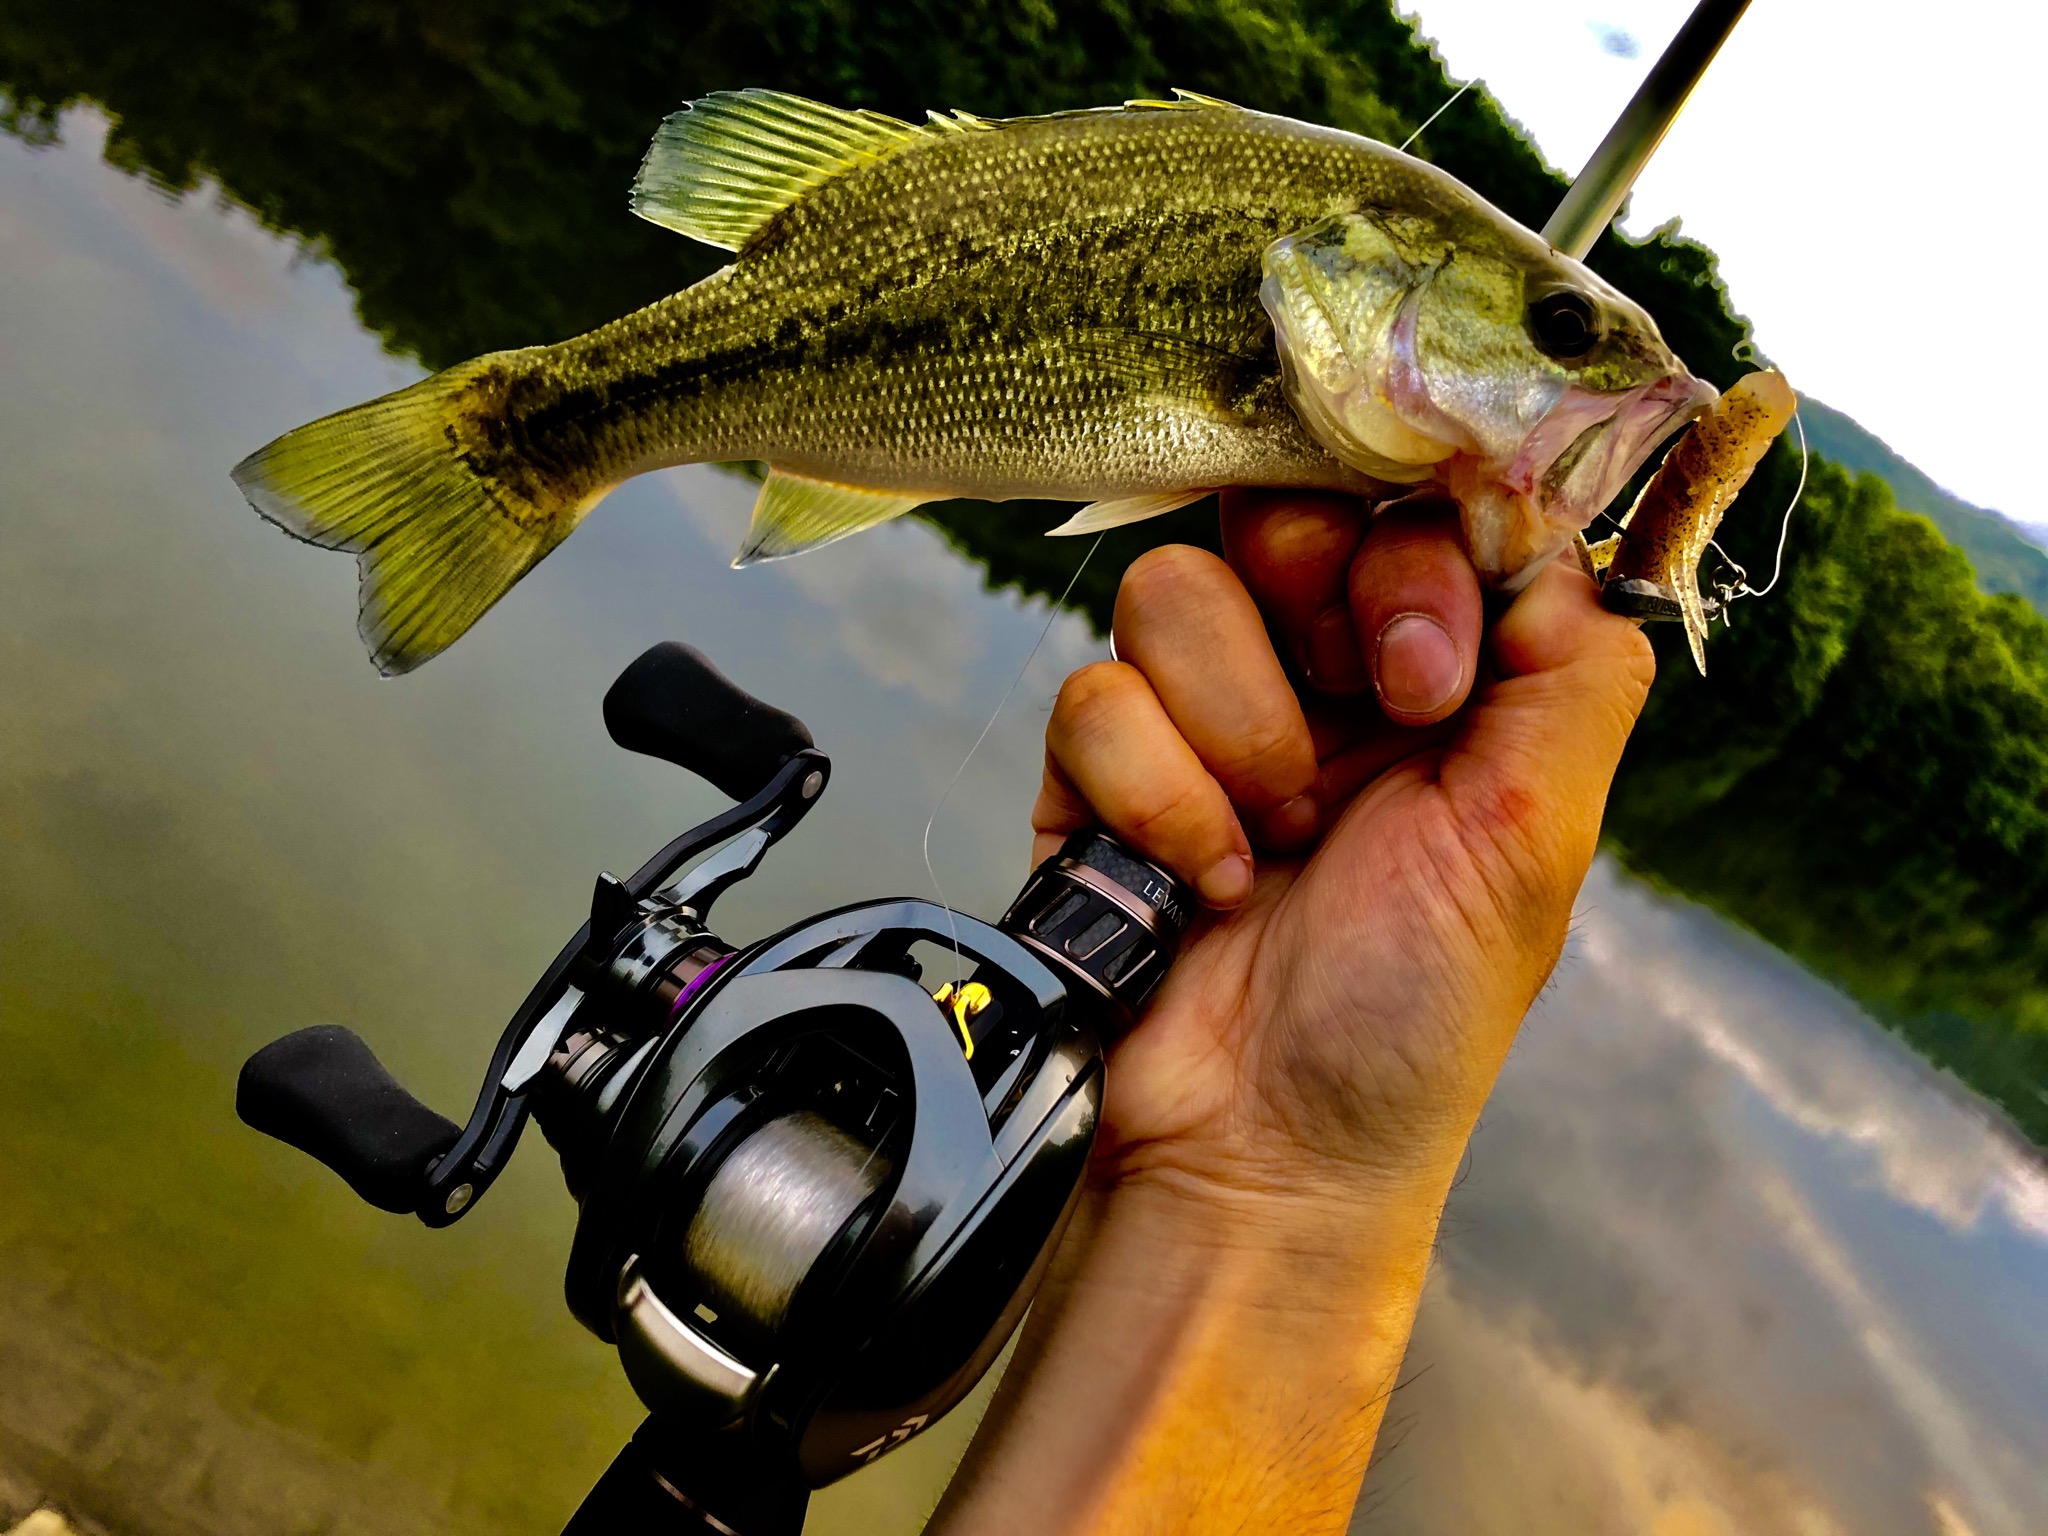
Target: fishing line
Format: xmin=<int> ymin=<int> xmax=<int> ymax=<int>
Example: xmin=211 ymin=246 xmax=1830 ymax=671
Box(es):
xmin=1709 ymin=404 xmax=1808 ymax=613
xmin=1737 ymin=406 xmax=1808 ymax=600
xmin=921 ymin=532 xmax=1106 ymax=984
xmin=1400 ymin=79 xmax=1478 ymax=154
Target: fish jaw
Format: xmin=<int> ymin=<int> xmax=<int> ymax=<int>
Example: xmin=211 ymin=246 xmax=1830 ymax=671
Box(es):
xmin=1441 ymin=371 xmax=1718 ymax=587
xmin=1260 ymin=234 xmax=1470 ymax=486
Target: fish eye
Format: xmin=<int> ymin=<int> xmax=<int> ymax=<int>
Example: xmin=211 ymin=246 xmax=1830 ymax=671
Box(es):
xmin=1529 ymin=290 xmax=1601 ymax=361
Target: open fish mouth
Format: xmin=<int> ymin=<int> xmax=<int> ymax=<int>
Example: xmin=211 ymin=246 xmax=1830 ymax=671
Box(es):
xmin=1446 ymin=371 xmax=1718 ymax=585
xmin=1536 ymin=372 xmax=1720 ymax=526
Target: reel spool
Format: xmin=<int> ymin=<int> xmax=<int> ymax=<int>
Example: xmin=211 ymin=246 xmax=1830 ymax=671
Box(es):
xmin=235 ymin=642 xmax=1194 ymax=1536
xmin=685 ymin=1112 xmax=889 ymax=1337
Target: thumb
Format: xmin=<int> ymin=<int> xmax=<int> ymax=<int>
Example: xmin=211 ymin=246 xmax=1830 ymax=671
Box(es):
xmin=1439 ymin=559 xmax=1656 ymax=904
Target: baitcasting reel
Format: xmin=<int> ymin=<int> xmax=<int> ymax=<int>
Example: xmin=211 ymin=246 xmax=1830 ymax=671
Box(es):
xmin=236 ymin=643 xmax=1193 ymax=1534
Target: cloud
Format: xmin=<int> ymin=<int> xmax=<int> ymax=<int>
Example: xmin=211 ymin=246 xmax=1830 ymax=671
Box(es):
xmin=1749 ymin=1169 xmax=2033 ymax=1536
xmin=1405 ymin=0 xmax=2044 ymax=518
xmin=1372 ymin=1273 xmax=1852 ymax=1536
xmin=662 ymin=472 xmax=1102 ymax=717
xmin=1588 ymin=22 xmax=1640 ymax=57
xmin=1389 ymin=858 xmax=2048 ymax=1535
xmin=663 ymin=474 xmax=993 ymax=706
xmin=1572 ymin=861 xmax=2048 ymax=1242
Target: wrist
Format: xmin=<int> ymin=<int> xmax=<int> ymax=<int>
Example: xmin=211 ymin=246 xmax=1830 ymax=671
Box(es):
xmin=930 ymin=1137 xmax=1456 ymax=1536
xmin=1087 ymin=1089 xmax=1479 ymax=1249
xmin=1064 ymin=1147 xmax=1455 ymax=1324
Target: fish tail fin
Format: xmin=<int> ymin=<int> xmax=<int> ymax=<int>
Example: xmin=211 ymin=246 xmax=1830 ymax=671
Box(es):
xmin=232 ymin=350 xmax=603 ymax=674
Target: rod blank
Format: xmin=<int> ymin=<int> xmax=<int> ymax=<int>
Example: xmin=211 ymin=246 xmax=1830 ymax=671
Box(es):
xmin=1541 ymin=0 xmax=1753 ymax=259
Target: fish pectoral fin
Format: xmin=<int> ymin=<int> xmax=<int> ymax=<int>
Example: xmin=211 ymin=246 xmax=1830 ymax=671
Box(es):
xmin=734 ymin=470 xmax=927 ymax=566
xmin=1069 ymin=329 xmax=1263 ymax=422
xmin=633 ymin=90 xmax=928 ymax=251
xmin=1047 ymin=491 xmax=1215 ymax=537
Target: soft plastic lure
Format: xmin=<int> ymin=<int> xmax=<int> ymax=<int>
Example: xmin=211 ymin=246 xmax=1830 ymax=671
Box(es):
xmin=1596 ymin=369 xmax=1798 ymax=672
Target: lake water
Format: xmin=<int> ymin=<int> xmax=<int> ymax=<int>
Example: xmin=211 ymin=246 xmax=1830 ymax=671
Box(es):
xmin=2 ymin=113 xmax=2042 ymax=1536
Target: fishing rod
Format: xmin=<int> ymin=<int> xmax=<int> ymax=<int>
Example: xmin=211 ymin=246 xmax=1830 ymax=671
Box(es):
xmin=1543 ymin=0 xmax=1752 ymax=258
xmin=230 ymin=12 xmax=1754 ymax=1535
xmin=1534 ymin=0 xmax=1766 ymax=637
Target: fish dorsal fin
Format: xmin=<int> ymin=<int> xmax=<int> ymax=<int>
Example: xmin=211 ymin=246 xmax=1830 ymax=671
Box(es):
xmin=633 ymin=90 xmax=930 ymax=251
xmin=969 ymin=91 xmax=1248 ymax=131
xmin=632 ymin=88 xmax=1248 ymax=251
xmin=733 ymin=469 xmax=926 ymax=566
xmin=926 ymin=107 xmax=1000 ymax=134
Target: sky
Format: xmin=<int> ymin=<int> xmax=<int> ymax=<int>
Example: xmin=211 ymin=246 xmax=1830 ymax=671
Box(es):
xmin=1403 ymin=0 xmax=2048 ymax=533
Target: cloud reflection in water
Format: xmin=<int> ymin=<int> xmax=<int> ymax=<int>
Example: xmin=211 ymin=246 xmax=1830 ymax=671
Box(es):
xmin=1365 ymin=861 xmax=2048 ymax=1535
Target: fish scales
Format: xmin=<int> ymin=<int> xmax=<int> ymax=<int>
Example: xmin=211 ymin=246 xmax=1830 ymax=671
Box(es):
xmin=513 ymin=110 xmax=1392 ymax=499
xmin=233 ymin=91 xmax=1711 ymax=674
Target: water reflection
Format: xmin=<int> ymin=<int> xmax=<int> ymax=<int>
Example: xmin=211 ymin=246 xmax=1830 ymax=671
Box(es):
xmin=1377 ymin=859 xmax=2047 ymax=1535
xmin=1 ymin=115 xmax=2041 ymax=1536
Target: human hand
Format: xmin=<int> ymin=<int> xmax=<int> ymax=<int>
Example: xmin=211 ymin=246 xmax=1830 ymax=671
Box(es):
xmin=932 ymin=494 xmax=1653 ymax=1535
xmin=1033 ymin=489 xmax=1656 ymax=1209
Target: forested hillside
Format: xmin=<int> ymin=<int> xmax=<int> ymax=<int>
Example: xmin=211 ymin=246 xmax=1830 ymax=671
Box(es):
xmin=1796 ymin=398 xmax=2048 ymax=614
xmin=4 ymin=0 xmax=2042 ymax=1140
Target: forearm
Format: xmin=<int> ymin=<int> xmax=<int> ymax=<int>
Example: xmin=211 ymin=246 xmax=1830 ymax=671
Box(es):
xmin=928 ymin=1162 xmax=1456 ymax=1536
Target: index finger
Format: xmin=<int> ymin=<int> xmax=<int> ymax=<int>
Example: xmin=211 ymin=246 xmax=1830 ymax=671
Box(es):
xmin=1220 ymin=489 xmax=1367 ymax=692
xmin=1112 ymin=546 xmax=1322 ymax=849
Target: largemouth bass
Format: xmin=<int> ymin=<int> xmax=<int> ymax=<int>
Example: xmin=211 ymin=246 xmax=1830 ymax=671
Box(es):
xmin=233 ymin=89 xmax=1715 ymax=674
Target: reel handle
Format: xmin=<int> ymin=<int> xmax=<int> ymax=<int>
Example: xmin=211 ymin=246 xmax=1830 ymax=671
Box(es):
xmin=237 ymin=1025 xmax=459 ymax=1213
xmin=605 ymin=643 xmax=814 ymax=801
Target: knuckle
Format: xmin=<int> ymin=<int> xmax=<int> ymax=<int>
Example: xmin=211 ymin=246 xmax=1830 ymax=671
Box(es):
xmin=1118 ymin=544 xmax=1230 ymax=627
xmin=1455 ymin=778 xmax=1591 ymax=920
xmin=1030 ymin=759 xmax=1088 ymax=835
xmin=1212 ymin=710 xmax=1310 ymax=793
xmin=1117 ymin=775 xmax=1215 ymax=848
xmin=1127 ymin=541 xmax=1224 ymax=592
xmin=1053 ymin=660 xmax=1141 ymax=739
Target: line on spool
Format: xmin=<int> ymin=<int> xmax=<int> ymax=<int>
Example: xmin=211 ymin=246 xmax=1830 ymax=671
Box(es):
xmin=683 ymin=1111 xmax=888 ymax=1333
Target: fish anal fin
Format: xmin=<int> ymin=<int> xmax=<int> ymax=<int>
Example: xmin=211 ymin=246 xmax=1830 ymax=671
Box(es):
xmin=735 ymin=469 xmax=926 ymax=565
xmin=632 ymin=90 xmax=927 ymax=251
xmin=1047 ymin=490 xmax=1214 ymax=538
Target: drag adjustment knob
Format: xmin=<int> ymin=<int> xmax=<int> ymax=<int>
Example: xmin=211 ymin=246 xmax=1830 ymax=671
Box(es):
xmin=1000 ymin=832 xmax=1194 ymax=1023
